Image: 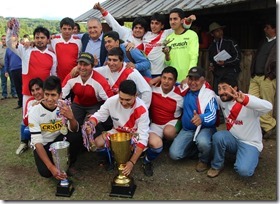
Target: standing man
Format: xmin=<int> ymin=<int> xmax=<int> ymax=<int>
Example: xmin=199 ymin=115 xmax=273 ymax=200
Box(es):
xmin=208 ymin=22 xmax=241 ymax=94
xmin=207 ymin=76 xmax=272 ymax=178
xmin=248 ymin=20 xmax=276 ymax=139
xmin=169 ymin=67 xmax=218 ymax=173
xmin=162 ymin=8 xmax=199 ymax=82
xmin=29 ymin=76 xmax=82 ymax=179
xmin=51 ymin=17 xmax=82 ymax=82
xmin=0 ymin=34 xmax=16 ymax=100
xmin=6 ymin=19 xmax=57 ymax=116
xmin=142 ymin=66 xmax=185 ymax=177
xmin=81 ymin=17 xmax=107 ymax=67
xmin=5 ymin=47 xmax=23 ymax=109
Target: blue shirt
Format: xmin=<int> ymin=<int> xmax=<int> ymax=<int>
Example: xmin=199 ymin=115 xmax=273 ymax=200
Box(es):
xmin=4 ymin=48 xmax=22 ymax=72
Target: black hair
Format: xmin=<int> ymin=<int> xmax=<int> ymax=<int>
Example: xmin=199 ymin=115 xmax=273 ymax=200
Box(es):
xmin=74 ymin=22 xmax=81 ymax=32
xmin=107 ymin=47 xmax=124 ymax=62
xmin=265 ymin=19 xmax=276 ymax=29
xmin=29 ymin=78 xmax=44 ymax=94
xmin=33 ymin=26 xmax=50 ymax=39
xmin=169 ymin=8 xmax=185 ymax=19
xmin=161 ymin=66 xmax=178 ymax=81
xmin=150 ymin=13 xmax=166 ymax=25
xmin=132 ymin=17 xmax=149 ymax=33
xmin=43 ymin=76 xmax=62 ymax=94
xmin=119 ymin=80 xmax=137 ymax=96
xmin=60 ymin=17 xmax=75 ymax=28
xmin=219 ymin=75 xmax=238 ymax=88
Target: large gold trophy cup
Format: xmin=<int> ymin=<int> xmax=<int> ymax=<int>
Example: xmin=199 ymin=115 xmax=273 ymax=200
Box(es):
xmin=109 ymin=133 xmax=137 ymax=198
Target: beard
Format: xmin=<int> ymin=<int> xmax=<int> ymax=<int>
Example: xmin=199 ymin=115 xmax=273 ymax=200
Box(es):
xmin=220 ymin=94 xmax=233 ymax=102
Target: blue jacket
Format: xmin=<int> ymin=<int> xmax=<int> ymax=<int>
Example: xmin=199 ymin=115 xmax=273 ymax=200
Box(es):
xmin=4 ymin=48 xmax=22 ymax=72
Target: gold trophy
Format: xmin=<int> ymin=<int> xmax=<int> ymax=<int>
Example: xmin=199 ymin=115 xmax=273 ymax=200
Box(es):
xmin=109 ymin=133 xmax=137 ymax=198
xmin=49 ymin=141 xmax=74 ymax=197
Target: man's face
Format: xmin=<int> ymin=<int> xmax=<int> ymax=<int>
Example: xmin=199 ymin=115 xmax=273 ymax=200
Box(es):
xmin=1 ymin=36 xmax=6 ymax=46
xmin=30 ymin=84 xmax=44 ymax=101
xmin=73 ymin=25 xmax=79 ymax=34
xmin=43 ymin=89 xmax=60 ymax=110
xmin=107 ymin=55 xmax=123 ymax=72
xmin=132 ymin=24 xmax=146 ymax=39
xmin=264 ymin=24 xmax=276 ymax=39
xmin=87 ymin=19 xmax=102 ymax=40
xmin=211 ymin=28 xmax=224 ymax=39
xmin=169 ymin=13 xmax=183 ymax=30
xmin=34 ymin=32 xmax=49 ymax=51
xmin=104 ymin=37 xmax=119 ymax=51
xmin=218 ymin=83 xmax=234 ymax=102
xmin=78 ymin=61 xmax=93 ymax=78
xmin=160 ymin=72 xmax=176 ymax=94
xmin=119 ymin=91 xmax=136 ymax=109
xmin=150 ymin=20 xmax=164 ymax=34
xmin=60 ymin=24 xmax=73 ymax=41
xmin=187 ymin=76 xmax=205 ymax=92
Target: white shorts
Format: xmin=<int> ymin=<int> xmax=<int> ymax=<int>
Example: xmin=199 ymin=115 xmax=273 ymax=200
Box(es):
xmin=149 ymin=119 xmax=179 ymax=138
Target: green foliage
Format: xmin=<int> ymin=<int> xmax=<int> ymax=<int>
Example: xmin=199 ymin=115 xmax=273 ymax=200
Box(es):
xmin=0 ymin=16 xmax=60 ymax=38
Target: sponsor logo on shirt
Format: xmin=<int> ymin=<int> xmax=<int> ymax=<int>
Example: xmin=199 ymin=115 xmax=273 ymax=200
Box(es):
xmin=40 ymin=121 xmax=63 ymax=132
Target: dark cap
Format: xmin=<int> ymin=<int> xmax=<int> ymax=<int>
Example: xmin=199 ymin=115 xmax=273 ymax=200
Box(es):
xmin=187 ymin=67 xmax=205 ymax=78
xmin=77 ymin=52 xmax=94 ymax=65
xmin=104 ymin=31 xmax=124 ymax=43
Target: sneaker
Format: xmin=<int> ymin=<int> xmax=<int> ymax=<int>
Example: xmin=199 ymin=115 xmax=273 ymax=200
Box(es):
xmin=142 ymin=162 xmax=153 ymax=177
xmin=263 ymin=126 xmax=276 ymax=139
xmin=196 ymin=161 xmax=208 ymax=172
xmin=207 ymin=167 xmax=222 ymax=178
xmin=16 ymin=143 xmax=28 ymax=155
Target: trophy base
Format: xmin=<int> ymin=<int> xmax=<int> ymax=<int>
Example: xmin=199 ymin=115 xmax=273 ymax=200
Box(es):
xmin=55 ymin=180 xmax=75 ymax=197
xmin=109 ymin=178 xmax=137 ymax=198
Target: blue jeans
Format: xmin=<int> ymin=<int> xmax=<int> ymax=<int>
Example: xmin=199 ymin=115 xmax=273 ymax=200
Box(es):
xmin=211 ymin=130 xmax=260 ymax=177
xmin=1 ymin=68 xmax=16 ymax=97
xmin=169 ymin=128 xmax=215 ymax=163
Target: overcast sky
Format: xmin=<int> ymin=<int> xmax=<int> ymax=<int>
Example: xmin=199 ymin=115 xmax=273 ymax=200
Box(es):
xmin=0 ymin=0 xmax=106 ymax=20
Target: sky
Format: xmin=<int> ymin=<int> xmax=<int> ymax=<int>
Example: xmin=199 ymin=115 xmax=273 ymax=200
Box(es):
xmin=0 ymin=0 xmax=106 ymax=20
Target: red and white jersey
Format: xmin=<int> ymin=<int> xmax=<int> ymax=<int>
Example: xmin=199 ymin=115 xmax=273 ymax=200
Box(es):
xmin=142 ymin=29 xmax=173 ymax=75
xmin=94 ymin=63 xmax=152 ymax=108
xmin=150 ymin=85 xmax=184 ymax=125
xmin=90 ymin=94 xmax=150 ymax=148
xmin=62 ymin=71 xmax=114 ymax=107
xmin=6 ymin=29 xmax=57 ymax=96
xmin=102 ymin=11 xmax=143 ymax=49
xmin=51 ymin=34 xmax=82 ymax=82
xmin=217 ymin=94 xmax=272 ymax=152
xmin=23 ymin=97 xmax=39 ymax=126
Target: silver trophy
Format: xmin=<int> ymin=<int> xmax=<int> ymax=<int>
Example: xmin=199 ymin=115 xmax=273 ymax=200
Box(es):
xmin=49 ymin=141 xmax=74 ymax=197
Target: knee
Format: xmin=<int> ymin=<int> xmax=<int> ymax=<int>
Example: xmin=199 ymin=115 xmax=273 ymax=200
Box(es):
xmin=212 ymin=131 xmax=225 ymax=144
xmin=234 ymin=165 xmax=254 ymax=177
xmin=148 ymin=136 xmax=162 ymax=149
xmin=169 ymin=148 xmax=180 ymax=160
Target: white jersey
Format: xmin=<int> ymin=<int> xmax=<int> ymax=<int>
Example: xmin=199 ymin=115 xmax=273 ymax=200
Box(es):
xmin=90 ymin=94 xmax=150 ymax=148
xmin=217 ymin=94 xmax=272 ymax=152
xmin=94 ymin=63 xmax=152 ymax=108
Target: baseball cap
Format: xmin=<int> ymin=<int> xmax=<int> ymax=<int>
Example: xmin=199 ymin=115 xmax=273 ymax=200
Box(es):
xmin=77 ymin=52 xmax=94 ymax=65
xmin=104 ymin=31 xmax=124 ymax=43
xmin=187 ymin=67 xmax=205 ymax=78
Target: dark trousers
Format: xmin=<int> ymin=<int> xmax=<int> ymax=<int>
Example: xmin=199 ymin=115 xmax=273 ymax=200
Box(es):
xmin=33 ymin=130 xmax=83 ymax=178
xmin=11 ymin=69 xmax=23 ymax=106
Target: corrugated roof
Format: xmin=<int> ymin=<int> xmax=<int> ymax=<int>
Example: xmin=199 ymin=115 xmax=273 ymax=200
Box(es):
xmin=74 ymin=0 xmax=247 ymax=22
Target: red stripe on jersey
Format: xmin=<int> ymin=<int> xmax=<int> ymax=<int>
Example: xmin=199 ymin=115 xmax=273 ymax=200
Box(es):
xmin=226 ymin=102 xmax=243 ymax=131
xmin=22 ymin=51 xmax=54 ymax=95
xmin=136 ymin=43 xmax=144 ymax=51
xmin=23 ymin=96 xmax=35 ymax=126
xmin=144 ymin=30 xmax=164 ymax=56
xmin=111 ymin=68 xmax=134 ymax=93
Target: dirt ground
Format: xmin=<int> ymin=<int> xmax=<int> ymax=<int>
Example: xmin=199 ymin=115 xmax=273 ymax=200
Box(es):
xmin=0 ymin=99 xmax=277 ymax=201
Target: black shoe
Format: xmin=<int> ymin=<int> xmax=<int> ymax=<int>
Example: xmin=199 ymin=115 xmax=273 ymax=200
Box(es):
xmin=1 ymin=96 xmax=7 ymax=100
xmin=14 ymin=105 xmax=22 ymax=109
xmin=142 ymin=162 xmax=153 ymax=177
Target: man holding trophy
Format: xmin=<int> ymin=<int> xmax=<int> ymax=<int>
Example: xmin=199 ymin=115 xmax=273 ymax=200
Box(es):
xmin=28 ymin=76 xmax=83 ymax=197
xmin=85 ymin=79 xmax=150 ymax=198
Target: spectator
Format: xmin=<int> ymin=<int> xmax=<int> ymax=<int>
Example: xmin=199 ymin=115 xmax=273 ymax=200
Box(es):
xmin=248 ymin=19 xmax=276 ymax=139
xmin=162 ymin=8 xmax=199 ymax=82
xmin=51 ymin=17 xmax=82 ymax=82
xmin=85 ymin=79 xmax=150 ymax=177
xmin=0 ymin=34 xmax=16 ymax=100
xmin=169 ymin=67 xmax=218 ymax=173
xmin=191 ymin=23 xmax=212 ymax=49
xmin=208 ymin=22 xmax=241 ymax=94
xmin=142 ymin=66 xmax=185 ymax=176
xmin=207 ymin=76 xmax=272 ymax=178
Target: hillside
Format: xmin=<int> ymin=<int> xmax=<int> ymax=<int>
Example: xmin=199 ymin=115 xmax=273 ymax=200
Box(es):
xmin=0 ymin=16 xmax=87 ymax=38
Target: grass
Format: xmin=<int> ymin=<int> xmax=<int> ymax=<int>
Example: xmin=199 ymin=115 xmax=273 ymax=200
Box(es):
xmin=0 ymin=96 xmax=277 ymax=201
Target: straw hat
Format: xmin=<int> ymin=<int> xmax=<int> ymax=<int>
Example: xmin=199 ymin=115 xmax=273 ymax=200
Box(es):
xmin=208 ymin=22 xmax=226 ymax=33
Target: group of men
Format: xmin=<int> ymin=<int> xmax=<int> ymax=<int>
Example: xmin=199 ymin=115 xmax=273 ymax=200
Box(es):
xmin=2 ymin=1 xmax=276 ymax=187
